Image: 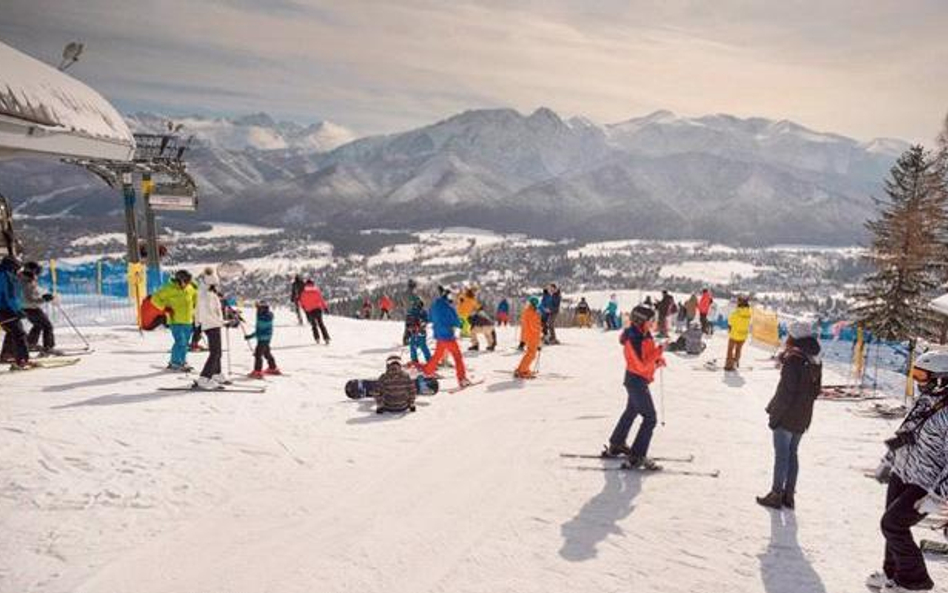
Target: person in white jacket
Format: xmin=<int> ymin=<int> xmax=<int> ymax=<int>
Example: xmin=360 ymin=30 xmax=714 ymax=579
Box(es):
xmin=193 ymin=268 xmax=226 ymax=389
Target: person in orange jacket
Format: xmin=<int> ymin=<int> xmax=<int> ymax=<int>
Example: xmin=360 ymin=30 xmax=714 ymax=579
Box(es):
xmin=698 ymin=288 xmax=714 ymax=335
xmin=605 ymin=304 xmax=666 ymax=470
xmin=379 ymin=294 xmax=394 ymax=320
xmin=515 ymin=296 xmax=543 ymax=378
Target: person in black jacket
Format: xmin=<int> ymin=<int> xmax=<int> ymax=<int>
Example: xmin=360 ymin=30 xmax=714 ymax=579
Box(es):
xmin=757 ymin=321 xmax=822 ymax=510
xmin=290 ymin=274 xmax=305 ymax=325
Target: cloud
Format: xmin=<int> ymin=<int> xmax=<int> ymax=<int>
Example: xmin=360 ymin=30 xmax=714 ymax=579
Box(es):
xmin=1 ymin=0 xmax=946 ymax=142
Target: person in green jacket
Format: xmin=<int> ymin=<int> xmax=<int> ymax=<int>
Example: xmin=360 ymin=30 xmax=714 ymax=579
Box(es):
xmin=724 ymin=296 xmax=752 ymax=371
xmin=151 ymin=270 xmax=197 ymax=371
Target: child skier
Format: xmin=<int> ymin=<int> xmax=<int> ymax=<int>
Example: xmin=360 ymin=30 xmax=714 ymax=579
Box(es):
xmin=244 ymin=301 xmax=280 ymax=379
xmin=20 ymin=262 xmax=56 ymax=355
xmin=515 ymin=296 xmax=542 ymax=379
xmin=496 ymin=298 xmax=510 ymax=326
xmin=151 ymin=270 xmax=197 ymax=371
xmin=604 ymin=294 xmax=620 ymax=331
xmin=422 ymin=286 xmax=471 ymax=388
xmin=375 ymin=354 xmax=417 ymax=413
xmin=605 ymin=305 xmax=666 ymax=469
xmin=405 ymin=294 xmax=431 ymax=367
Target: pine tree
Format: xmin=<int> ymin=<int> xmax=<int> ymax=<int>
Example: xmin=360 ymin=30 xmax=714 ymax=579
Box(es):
xmin=853 ymin=145 xmax=948 ymax=342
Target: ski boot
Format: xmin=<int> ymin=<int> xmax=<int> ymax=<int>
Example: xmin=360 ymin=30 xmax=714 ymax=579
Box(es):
xmin=755 ymin=490 xmax=784 ymax=509
xmin=603 ymin=443 xmax=631 ymax=458
xmin=514 ymin=369 xmax=536 ymax=379
xmin=247 ymin=370 xmax=265 ymax=380
xmin=626 ymin=456 xmax=662 ymax=471
xmin=264 ymin=367 xmax=282 ymax=376
xmin=211 ymin=374 xmax=233 ymax=386
xmin=782 ymin=491 xmax=795 ymax=509
xmin=468 ymin=344 xmax=480 ymax=352
xmin=865 ymin=571 xmax=894 ymax=590
xmin=458 ymin=377 xmax=474 ymax=388
xmin=487 ymin=344 xmax=496 ymax=352
xmin=9 ymin=360 xmax=35 ymax=371
xmin=193 ymin=376 xmax=224 ymax=391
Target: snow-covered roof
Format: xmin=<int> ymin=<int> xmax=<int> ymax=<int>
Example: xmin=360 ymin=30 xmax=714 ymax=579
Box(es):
xmin=932 ymin=293 xmax=948 ymax=317
xmin=0 ymin=40 xmax=134 ymax=161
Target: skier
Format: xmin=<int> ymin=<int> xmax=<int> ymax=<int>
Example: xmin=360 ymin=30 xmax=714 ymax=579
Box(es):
xmin=456 ymin=287 xmax=480 ymax=338
xmin=684 ymin=293 xmax=698 ymax=327
xmin=605 ymin=305 xmax=666 ymax=469
xmin=867 ymin=351 xmax=948 ymax=592
xmin=299 ymin=279 xmax=330 ymax=344
xmin=468 ymin=306 xmax=497 ymax=352
xmin=151 ymin=270 xmax=197 ymax=371
xmin=405 ymin=294 xmax=431 ymax=368
xmin=515 ymin=296 xmax=542 ymax=379
xmin=403 ymin=278 xmax=418 ymax=346
xmin=192 ymin=268 xmax=225 ymax=389
xmin=20 ymin=262 xmax=56 ymax=354
xmin=496 ymin=298 xmax=510 ymax=326
xmin=0 ymin=255 xmax=30 ymax=369
xmin=575 ymin=297 xmax=592 ymax=328
xmin=375 ymin=354 xmax=417 ymax=414
xmin=422 ymin=286 xmax=471 ymax=388
xmin=379 ymin=294 xmax=394 ymax=320
xmin=756 ymin=322 xmax=822 ymax=510
xmin=360 ymin=297 xmax=372 ymax=319
xmin=724 ymin=296 xmax=753 ymax=371
xmin=540 ymin=288 xmax=553 ymax=343
xmin=545 ymin=284 xmax=561 ymax=344
xmin=245 ymin=301 xmax=280 ymax=379
xmin=290 ymin=274 xmax=305 ymax=325
xmin=698 ymin=288 xmax=714 ymax=335
xmin=604 ymin=294 xmax=620 ymax=331
xmin=655 ymin=290 xmax=675 ymax=338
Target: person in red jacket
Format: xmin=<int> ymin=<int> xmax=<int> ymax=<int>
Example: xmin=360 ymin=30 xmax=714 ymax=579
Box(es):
xmin=605 ymin=305 xmax=666 ymax=470
xmin=698 ymin=288 xmax=714 ymax=335
xmin=379 ymin=294 xmax=394 ymax=320
xmin=299 ymin=279 xmax=331 ymax=344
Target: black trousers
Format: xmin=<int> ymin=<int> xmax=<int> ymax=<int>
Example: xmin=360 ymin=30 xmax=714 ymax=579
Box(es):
xmin=200 ymin=327 xmax=222 ymax=379
xmin=254 ymin=342 xmax=276 ymax=371
xmin=25 ymin=307 xmax=54 ymax=350
xmin=0 ymin=310 xmax=29 ymax=362
xmin=882 ymin=473 xmax=934 ymax=589
xmin=191 ymin=324 xmax=203 ymax=348
xmin=306 ymin=309 xmax=330 ymax=342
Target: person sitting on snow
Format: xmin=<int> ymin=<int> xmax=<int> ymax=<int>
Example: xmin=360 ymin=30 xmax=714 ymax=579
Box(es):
xmin=376 ymin=354 xmax=417 ymax=413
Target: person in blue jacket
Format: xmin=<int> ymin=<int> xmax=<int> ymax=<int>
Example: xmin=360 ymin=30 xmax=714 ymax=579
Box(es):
xmin=0 ymin=255 xmax=30 ymax=368
xmin=496 ymin=298 xmax=510 ymax=326
xmin=421 ymin=286 xmax=471 ymax=387
xmin=406 ymin=294 xmax=431 ymax=367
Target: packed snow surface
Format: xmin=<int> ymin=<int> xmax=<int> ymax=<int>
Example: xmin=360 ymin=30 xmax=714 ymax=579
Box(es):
xmin=1 ymin=312 xmax=939 ymax=593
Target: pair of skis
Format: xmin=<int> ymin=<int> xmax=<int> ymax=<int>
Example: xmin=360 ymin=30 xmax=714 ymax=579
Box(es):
xmin=3 ymin=356 xmax=82 ymax=372
xmin=560 ymin=448 xmax=720 ymax=478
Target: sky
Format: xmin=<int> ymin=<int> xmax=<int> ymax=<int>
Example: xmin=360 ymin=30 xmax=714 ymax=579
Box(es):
xmin=2 ymin=0 xmax=946 ymax=142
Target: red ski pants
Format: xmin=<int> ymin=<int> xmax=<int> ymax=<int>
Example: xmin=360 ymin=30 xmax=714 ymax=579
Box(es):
xmin=423 ymin=339 xmax=467 ymax=382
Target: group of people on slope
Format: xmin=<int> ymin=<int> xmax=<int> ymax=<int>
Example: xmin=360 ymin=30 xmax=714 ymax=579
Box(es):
xmin=0 ymin=256 xmax=58 ymax=369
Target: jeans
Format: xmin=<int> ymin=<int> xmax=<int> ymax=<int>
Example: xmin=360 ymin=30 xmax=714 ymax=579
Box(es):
xmin=169 ymin=324 xmax=193 ymax=366
xmin=200 ymin=327 xmax=222 ymax=378
xmin=609 ymin=377 xmax=657 ymax=458
xmin=882 ymin=472 xmax=934 ymax=589
xmin=771 ymin=428 xmax=803 ymax=493
xmin=409 ymin=332 xmax=431 ymax=363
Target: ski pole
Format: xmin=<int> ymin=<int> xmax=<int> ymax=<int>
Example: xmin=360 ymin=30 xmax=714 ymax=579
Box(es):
xmin=659 ymin=366 xmax=666 ymax=427
xmin=236 ymin=318 xmax=255 ymax=355
xmin=534 ymin=345 xmax=542 ymax=374
xmin=53 ymin=300 xmax=91 ymax=349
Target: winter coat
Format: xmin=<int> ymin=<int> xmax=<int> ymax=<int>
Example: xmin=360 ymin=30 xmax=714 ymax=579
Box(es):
xmin=299 ymin=284 xmax=327 ymax=313
xmin=605 ymin=300 xmax=618 ymax=316
xmin=656 ymin=294 xmax=675 ymax=317
xmin=765 ymin=337 xmax=822 ymax=434
xmin=520 ymin=305 xmax=542 ymax=347
xmin=887 ymin=385 xmax=948 ymax=499
xmin=406 ymin=300 xmax=428 ymax=334
xmin=620 ymin=324 xmax=664 ymax=385
xmin=379 ymin=295 xmax=394 ymax=311
xmin=698 ymin=291 xmax=713 ymax=315
xmin=684 ymin=296 xmax=698 ymax=319
xmin=0 ymin=259 xmax=22 ymax=314
xmin=550 ymin=290 xmax=561 ymax=313
xmin=684 ymin=325 xmax=705 ymax=355
xmin=194 ymin=274 xmax=225 ymax=330
xmin=728 ymin=305 xmax=752 ymax=342
xmin=540 ymin=291 xmax=553 ymax=315
xmin=291 ymin=277 xmax=304 ymax=302
xmin=457 ymin=292 xmax=479 ymax=320
xmin=470 ymin=310 xmax=494 ymax=328
xmin=429 ymin=296 xmax=461 ymax=341
xmin=151 ymin=280 xmax=196 ymax=325
xmin=497 ymin=299 xmax=510 ymax=314
xmin=246 ymin=309 xmax=274 ymax=344
xmin=376 ymin=366 xmax=417 ymax=411
xmin=20 ymin=275 xmax=47 ymax=309
xmin=576 ymin=300 xmax=590 ymax=314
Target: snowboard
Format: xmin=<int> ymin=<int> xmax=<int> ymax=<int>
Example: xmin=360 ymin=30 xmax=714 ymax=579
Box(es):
xmin=345 ymin=376 xmax=439 ymax=400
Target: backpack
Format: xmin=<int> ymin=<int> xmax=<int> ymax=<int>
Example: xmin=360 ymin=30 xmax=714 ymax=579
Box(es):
xmin=139 ymin=296 xmax=167 ymax=331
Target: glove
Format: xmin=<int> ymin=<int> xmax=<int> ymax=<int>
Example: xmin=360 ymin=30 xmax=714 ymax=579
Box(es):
xmin=915 ymin=495 xmax=943 ymax=515
xmin=42 ymin=293 xmax=54 ymax=302
xmin=873 ymin=461 xmax=892 ymax=484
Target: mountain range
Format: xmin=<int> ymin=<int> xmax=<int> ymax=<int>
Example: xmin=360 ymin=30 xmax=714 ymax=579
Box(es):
xmin=0 ymin=107 xmax=910 ymax=245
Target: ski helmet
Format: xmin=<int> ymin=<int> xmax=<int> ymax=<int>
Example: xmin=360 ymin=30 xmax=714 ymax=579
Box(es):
xmin=23 ymin=261 xmax=42 ymax=275
xmin=528 ymin=296 xmax=540 ymax=309
xmin=913 ymin=351 xmax=948 ymax=393
xmin=630 ymin=305 xmax=655 ymax=324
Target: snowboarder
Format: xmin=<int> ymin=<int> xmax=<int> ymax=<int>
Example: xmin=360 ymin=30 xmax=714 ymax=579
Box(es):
xmin=867 ymin=350 xmax=948 ymax=592
xmin=756 ymin=322 xmax=822 ymax=510
xmin=545 ymin=284 xmax=562 ymax=344
xmin=515 ymin=296 xmax=542 ymax=379
xmin=666 ymin=322 xmax=705 ymax=355
xmin=698 ymin=289 xmax=714 ymax=335
xmin=604 ymin=294 xmax=620 ymax=331
xmin=379 ymin=294 xmax=394 ymax=320
xmin=468 ymin=306 xmax=497 ymax=352
xmin=655 ymin=290 xmax=675 ymax=338
xmin=192 ymin=268 xmax=225 ymax=389
xmin=496 ymin=298 xmax=510 ymax=326
xmin=20 ymin=262 xmax=56 ymax=354
xmin=375 ymin=354 xmax=417 ymax=413
xmin=422 ymin=286 xmax=471 ymax=388
xmin=299 ymin=279 xmax=330 ymax=344
xmin=456 ymin=287 xmax=479 ymax=338
xmin=724 ymin=296 xmax=752 ymax=371
xmin=575 ymin=297 xmax=592 ymax=328
xmin=405 ymin=294 xmax=431 ymax=367
xmin=290 ymin=274 xmax=305 ymax=325
xmin=245 ymin=301 xmax=280 ymax=379
xmin=605 ymin=305 xmax=666 ymax=469
xmin=0 ymin=255 xmax=30 ymax=369
xmin=151 ymin=270 xmax=197 ymax=371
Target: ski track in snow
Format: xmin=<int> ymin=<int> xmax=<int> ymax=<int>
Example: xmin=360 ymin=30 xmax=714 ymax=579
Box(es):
xmin=0 ymin=312 xmax=937 ymax=593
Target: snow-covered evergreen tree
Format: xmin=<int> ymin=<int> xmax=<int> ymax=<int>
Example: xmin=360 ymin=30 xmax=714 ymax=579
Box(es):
xmin=853 ymin=145 xmax=948 ymax=341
